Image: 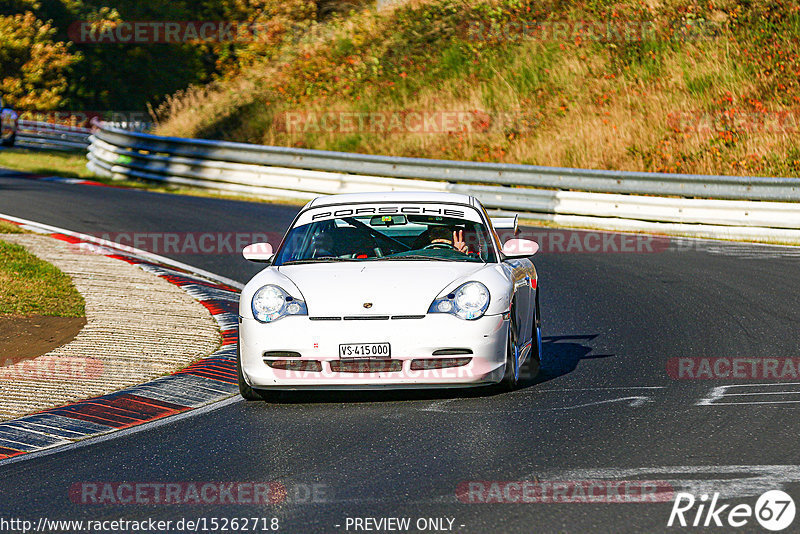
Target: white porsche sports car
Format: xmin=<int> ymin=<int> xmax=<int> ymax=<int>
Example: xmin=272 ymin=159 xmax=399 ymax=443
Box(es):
xmin=237 ymin=191 xmax=541 ymax=398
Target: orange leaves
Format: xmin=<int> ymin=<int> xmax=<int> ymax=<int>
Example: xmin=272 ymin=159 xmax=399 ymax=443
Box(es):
xmin=0 ymin=11 xmax=79 ymax=110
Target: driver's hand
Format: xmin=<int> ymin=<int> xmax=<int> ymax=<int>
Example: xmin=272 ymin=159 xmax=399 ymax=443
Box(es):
xmin=453 ymin=230 xmax=468 ymax=253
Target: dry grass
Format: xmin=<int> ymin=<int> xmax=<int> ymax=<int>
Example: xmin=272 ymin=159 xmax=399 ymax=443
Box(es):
xmin=0 ymin=221 xmax=25 ymax=234
xmin=154 ymin=0 xmax=800 ymax=178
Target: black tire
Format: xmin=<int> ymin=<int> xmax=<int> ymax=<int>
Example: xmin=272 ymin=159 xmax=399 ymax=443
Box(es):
xmin=523 ymin=289 xmax=542 ymax=380
xmin=498 ymin=320 xmax=519 ymax=391
xmin=1 ymin=133 xmax=14 ymax=147
xmin=237 ymin=346 xmax=265 ymax=401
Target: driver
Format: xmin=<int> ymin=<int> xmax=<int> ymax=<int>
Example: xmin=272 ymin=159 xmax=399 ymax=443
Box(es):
xmin=421 ymin=226 xmax=469 ymax=253
xmin=310 ymin=230 xmax=336 ymax=258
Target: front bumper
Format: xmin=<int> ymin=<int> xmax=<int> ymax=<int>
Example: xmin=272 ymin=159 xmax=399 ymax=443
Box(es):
xmin=239 ymin=314 xmax=508 ymax=389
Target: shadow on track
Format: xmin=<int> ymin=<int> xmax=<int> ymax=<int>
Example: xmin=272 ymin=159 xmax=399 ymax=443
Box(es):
xmin=253 ymin=333 xmax=612 ymax=405
xmin=525 ymin=334 xmax=614 ymax=387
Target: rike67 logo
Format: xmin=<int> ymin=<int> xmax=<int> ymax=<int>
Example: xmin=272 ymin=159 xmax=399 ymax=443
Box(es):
xmin=668 ymin=490 xmax=796 ymax=531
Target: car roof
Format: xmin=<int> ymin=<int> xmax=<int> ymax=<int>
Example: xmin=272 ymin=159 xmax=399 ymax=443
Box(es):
xmin=306 ymin=191 xmax=476 ymax=209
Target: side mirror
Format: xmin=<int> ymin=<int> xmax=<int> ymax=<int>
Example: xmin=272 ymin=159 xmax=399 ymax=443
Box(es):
xmin=243 ymin=242 xmax=274 ymax=263
xmin=502 ymin=238 xmax=539 ymax=258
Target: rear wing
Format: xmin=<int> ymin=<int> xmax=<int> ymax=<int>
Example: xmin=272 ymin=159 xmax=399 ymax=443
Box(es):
xmin=490 ymin=215 xmax=518 ymax=234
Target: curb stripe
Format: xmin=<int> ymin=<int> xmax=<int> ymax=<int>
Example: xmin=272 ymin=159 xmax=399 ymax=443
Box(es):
xmin=50 ymin=395 xmax=191 ymax=430
xmin=0 ymin=446 xmax=25 ymax=459
xmin=0 ymin=206 xmax=244 ymax=464
xmin=198 ymin=300 xmax=238 ymax=315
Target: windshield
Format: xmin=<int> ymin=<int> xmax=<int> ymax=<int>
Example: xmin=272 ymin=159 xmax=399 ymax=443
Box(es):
xmin=273 ymin=211 xmax=497 ymax=265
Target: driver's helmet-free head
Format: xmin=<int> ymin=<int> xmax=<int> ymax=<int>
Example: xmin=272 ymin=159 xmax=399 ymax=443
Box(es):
xmin=427 ymin=226 xmax=454 ymax=245
xmin=411 ymin=225 xmax=453 ymax=249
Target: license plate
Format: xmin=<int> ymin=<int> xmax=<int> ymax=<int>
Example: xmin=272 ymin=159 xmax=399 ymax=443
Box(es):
xmin=339 ymin=343 xmax=391 ymax=359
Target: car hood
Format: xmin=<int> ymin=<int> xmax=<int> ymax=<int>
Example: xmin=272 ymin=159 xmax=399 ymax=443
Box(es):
xmin=278 ymin=261 xmax=487 ymax=317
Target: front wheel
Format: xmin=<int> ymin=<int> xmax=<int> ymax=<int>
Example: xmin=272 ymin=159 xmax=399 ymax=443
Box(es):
xmin=524 ymin=325 xmax=542 ymax=380
xmin=523 ymin=290 xmax=542 ymax=380
xmin=498 ymin=321 xmax=519 ymax=391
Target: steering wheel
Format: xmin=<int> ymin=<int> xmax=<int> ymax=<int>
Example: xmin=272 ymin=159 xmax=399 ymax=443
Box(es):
xmin=423 ymin=241 xmax=457 ymax=250
xmin=311 ymin=247 xmax=335 ymax=258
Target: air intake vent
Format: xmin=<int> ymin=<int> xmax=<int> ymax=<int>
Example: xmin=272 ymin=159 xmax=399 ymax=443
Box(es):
xmin=309 ymin=317 xmax=341 ymax=321
xmin=432 ymin=349 xmax=473 ymax=356
xmin=263 ymin=351 xmax=302 ymax=359
xmin=330 ymin=360 xmax=402 ymax=373
xmin=266 ymin=360 xmax=322 ymax=372
xmin=410 ymin=357 xmax=472 ymax=370
xmin=343 ymin=316 xmax=390 ymax=321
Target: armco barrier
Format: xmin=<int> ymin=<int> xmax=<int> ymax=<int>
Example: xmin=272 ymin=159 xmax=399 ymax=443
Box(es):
xmin=16 ymin=120 xmax=92 ymax=151
xmin=85 ymin=125 xmax=800 ymax=243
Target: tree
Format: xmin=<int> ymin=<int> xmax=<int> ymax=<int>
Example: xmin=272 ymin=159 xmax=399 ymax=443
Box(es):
xmin=0 ymin=10 xmax=79 ymax=109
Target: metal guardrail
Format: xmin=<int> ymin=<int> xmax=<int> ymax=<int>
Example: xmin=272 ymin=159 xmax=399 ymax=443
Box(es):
xmin=86 ymin=124 xmax=800 ymax=243
xmin=90 ymin=126 xmax=800 ymax=202
xmin=16 ymin=120 xmax=92 ymax=151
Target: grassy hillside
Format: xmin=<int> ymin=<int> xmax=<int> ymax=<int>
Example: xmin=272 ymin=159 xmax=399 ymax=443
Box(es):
xmin=154 ymin=0 xmax=800 ymax=177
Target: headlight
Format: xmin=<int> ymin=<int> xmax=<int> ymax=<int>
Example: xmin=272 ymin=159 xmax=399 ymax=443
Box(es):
xmin=428 ymin=281 xmax=490 ymax=320
xmin=251 ymin=285 xmax=307 ymax=323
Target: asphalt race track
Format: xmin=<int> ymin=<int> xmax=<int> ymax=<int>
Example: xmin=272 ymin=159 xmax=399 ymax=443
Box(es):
xmin=1 ymin=168 xmax=800 ymax=533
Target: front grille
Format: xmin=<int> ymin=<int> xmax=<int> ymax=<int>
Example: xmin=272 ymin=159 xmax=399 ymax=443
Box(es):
xmin=330 ymin=360 xmax=403 ymax=373
xmin=311 ymin=315 xmax=426 ymax=321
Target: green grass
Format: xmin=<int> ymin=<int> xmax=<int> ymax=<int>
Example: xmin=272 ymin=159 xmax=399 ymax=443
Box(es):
xmin=0 ymin=240 xmax=85 ymax=317
xmin=0 ymin=149 xmax=95 ymax=180
xmin=0 ymin=221 xmax=25 ymax=234
xmin=0 ymin=148 xmax=307 ymax=206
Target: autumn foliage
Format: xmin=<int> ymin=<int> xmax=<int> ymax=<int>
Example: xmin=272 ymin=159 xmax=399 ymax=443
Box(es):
xmin=0 ymin=11 xmax=78 ymax=109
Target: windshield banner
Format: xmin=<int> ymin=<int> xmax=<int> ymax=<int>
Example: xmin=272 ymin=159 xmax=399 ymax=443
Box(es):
xmin=295 ymin=203 xmax=484 ymax=226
